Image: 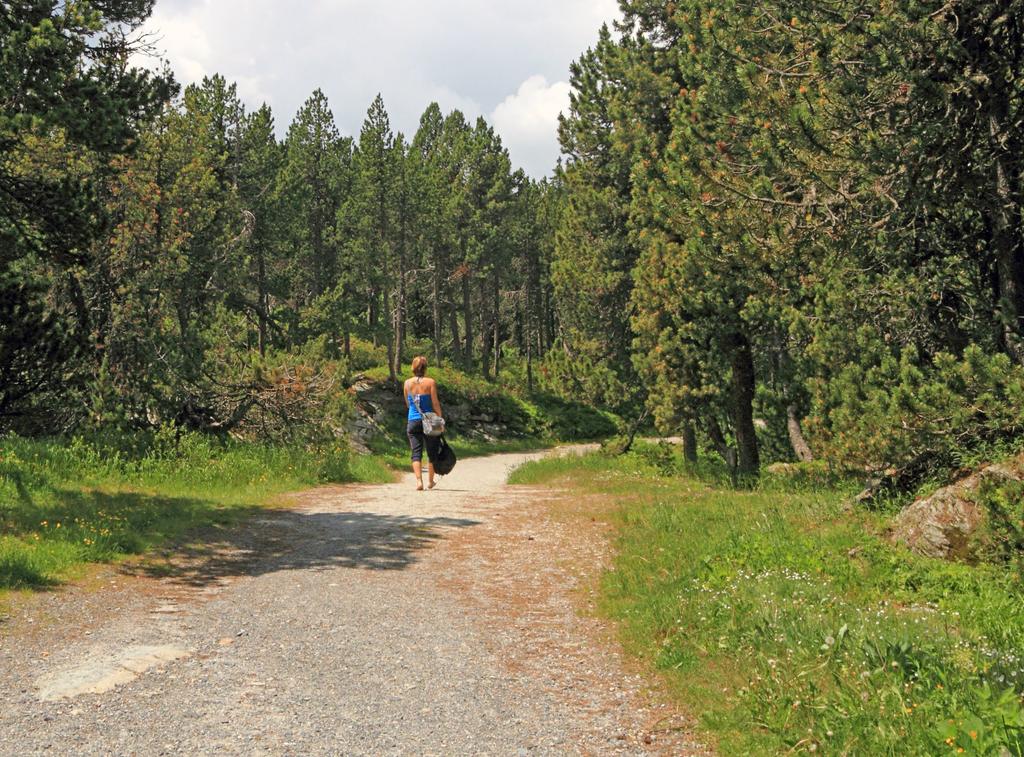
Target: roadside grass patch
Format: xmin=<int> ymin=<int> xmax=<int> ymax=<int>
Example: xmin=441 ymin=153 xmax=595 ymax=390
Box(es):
xmin=517 ymin=448 xmax=1024 ymax=755
xmin=0 ymin=431 xmax=392 ymax=594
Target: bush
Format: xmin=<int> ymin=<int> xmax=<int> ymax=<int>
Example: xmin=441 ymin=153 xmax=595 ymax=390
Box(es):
xmin=972 ymin=477 xmax=1024 ymax=573
xmin=245 ymin=349 xmax=354 ymax=442
xmin=623 ymin=439 xmax=682 ymax=476
xmin=811 ymin=345 xmax=1024 ymax=473
xmin=347 ymin=338 xmax=388 ymax=371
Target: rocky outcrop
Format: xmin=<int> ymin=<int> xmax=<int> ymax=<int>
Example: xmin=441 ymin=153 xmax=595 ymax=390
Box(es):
xmin=345 ymin=377 xmax=398 ymax=452
xmin=890 ymin=455 xmax=1024 ymax=560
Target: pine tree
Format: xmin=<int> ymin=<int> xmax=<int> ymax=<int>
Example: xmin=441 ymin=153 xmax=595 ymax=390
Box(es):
xmin=238 ymin=104 xmax=284 ymax=356
xmin=0 ymin=0 xmax=173 ymax=429
xmin=552 ymin=26 xmax=643 ymax=413
xmin=410 ymin=103 xmax=450 ymax=364
xmin=349 ymin=94 xmax=399 ymax=377
xmin=277 ymin=89 xmax=349 ymax=346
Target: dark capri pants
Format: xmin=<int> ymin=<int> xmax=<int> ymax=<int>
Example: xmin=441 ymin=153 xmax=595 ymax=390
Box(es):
xmin=407 ymin=420 xmax=441 ymax=464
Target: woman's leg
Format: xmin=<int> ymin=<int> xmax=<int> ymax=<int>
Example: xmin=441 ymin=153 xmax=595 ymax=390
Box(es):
xmin=425 ymin=435 xmax=441 ymax=488
xmin=407 ymin=423 xmax=425 ymax=490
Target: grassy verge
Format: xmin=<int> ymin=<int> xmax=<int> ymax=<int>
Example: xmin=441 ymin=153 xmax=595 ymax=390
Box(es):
xmin=511 ymin=445 xmax=1024 ymax=755
xmin=0 ymin=430 xmax=392 ymax=595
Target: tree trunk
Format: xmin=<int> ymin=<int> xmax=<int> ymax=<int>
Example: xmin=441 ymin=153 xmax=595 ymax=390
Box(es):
xmin=989 ymin=106 xmax=1024 ymax=362
xmin=448 ymin=304 xmax=462 ymax=364
xmin=393 ymin=263 xmax=406 ymax=379
xmin=492 ymin=274 xmax=501 ymax=378
xmin=394 ymin=182 xmax=409 ymax=378
xmin=540 ymin=285 xmax=552 ymax=351
xmin=255 ymin=249 xmax=268 ymax=357
xmin=526 ymin=339 xmax=534 ymax=392
xmin=728 ymin=331 xmax=760 ymax=476
xmin=461 ymin=274 xmax=473 ymax=370
xmin=681 ymin=422 xmax=698 ymax=463
xmin=787 ymin=404 xmax=814 ymax=463
xmin=385 ymin=287 xmax=396 ymax=382
xmin=432 ymin=267 xmax=442 ymax=365
xmin=705 ymin=416 xmax=737 ymax=471
xmin=480 ymin=278 xmax=492 ymax=380
xmin=368 ymin=295 xmax=378 ymax=345
xmin=524 ymin=281 xmax=534 ymax=392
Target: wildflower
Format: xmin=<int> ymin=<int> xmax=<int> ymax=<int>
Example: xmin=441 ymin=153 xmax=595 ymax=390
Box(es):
xmin=969 ymin=731 xmax=977 ymax=740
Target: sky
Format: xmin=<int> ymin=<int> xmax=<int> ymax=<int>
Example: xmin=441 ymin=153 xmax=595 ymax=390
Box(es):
xmin=137 ymin=0 xmax=620 ymax=178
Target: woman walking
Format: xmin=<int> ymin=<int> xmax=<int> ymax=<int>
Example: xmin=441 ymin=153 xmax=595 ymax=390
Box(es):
xmin=405 ymin=356 xmax=444 ymax=490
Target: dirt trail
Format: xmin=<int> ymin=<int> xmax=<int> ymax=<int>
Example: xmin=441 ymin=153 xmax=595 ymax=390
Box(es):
xmin=0 ymin=449 xmax=703 ymax=756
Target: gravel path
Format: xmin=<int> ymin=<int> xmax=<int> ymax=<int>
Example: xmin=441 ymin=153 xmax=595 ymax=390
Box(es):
xmin=0 ymin=450 xmax=703 ymax=756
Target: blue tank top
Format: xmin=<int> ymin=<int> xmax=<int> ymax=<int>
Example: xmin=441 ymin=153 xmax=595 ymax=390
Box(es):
xmin=407 ymin=381 xmax=434 ymax=421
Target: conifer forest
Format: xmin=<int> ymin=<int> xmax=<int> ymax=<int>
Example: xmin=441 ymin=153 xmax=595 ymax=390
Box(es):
xmin=3 ymin=0 xmax=1024 ymax=485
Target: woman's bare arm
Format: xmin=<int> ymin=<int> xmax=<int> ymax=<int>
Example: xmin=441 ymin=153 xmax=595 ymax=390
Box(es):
xmin=430 ymin=380 xmax=442 ymax=418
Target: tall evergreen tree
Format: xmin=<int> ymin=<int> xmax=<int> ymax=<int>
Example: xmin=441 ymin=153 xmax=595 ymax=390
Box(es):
xmin=410 ymin=103 xmax=450 ymax=363
xmin=277 ymin=89 xmax=349 ymax=346
xmin=552 ymin=26 xmax=644 ymax=414
xmin=238 ymin=104 xmax=284 ymax=356
xmin=0 ymin=0 xmax=173 ymax=429
xmin=348 ymin=94 xmax=399 ymax=377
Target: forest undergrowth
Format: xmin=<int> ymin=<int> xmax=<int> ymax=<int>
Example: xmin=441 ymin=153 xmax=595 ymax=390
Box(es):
xmin=511 ymin=445 xmax=1024 ymax=755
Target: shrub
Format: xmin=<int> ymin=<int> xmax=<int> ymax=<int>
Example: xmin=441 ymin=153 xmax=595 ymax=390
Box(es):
xmin=811 ymin=345 xmax=1024 ymax=474
xmin=972 ymin=477 xmax=1024 ymax=573
xmin=246 ymin=350 xmax=353 ymax=442
xmin=347 ymin=338 xmax=388 ymax=371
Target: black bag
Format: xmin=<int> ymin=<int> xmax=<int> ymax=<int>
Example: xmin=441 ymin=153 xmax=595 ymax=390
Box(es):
xmin=433 ymin=435 xmax=457 ymax=475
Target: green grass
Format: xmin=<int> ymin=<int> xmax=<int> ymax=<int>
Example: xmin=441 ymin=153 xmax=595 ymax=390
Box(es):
xmin=513 ymin=445 xmax=1024 ymax=755
xmin=0 ymin=430 xmax=392 ymax=594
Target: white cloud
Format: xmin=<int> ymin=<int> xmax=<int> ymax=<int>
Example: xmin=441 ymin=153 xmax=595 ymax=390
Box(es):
xmin=135 ymin=0 xmax=618 ymax=175
xmin=491 ymin=76 xmax=571 ymax=177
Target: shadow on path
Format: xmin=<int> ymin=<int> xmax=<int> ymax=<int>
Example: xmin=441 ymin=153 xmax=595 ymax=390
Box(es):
xmin=123 ymin=509 xmax=480 ymax=588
